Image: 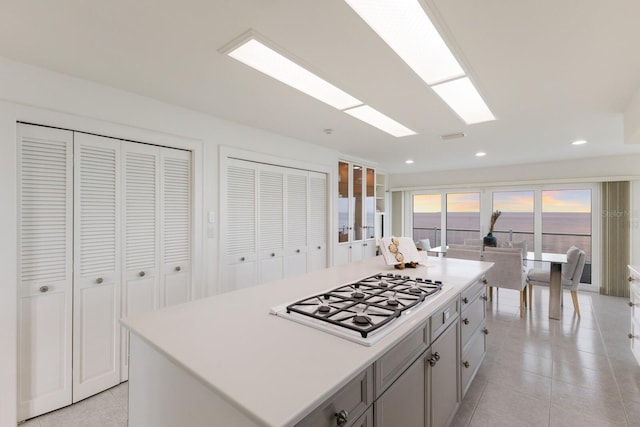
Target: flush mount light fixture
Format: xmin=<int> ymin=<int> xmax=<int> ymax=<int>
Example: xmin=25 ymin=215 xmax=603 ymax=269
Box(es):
xmin=572 ymin=139 xmax=587 ymax=145
xmin=475 ymin=152 xmax=486 ymax=157
xmin=405 ymin=159 xmax=414 ymax=164
xmin=431 ymin=77 xmax=496 ymax=125
xmin=344 ymin=0 xmax=496 ymax=125
xmin=222 ymin=31 xmax=416 ymax=137
xmin=344 ymin=105 xmax=417 ymax=137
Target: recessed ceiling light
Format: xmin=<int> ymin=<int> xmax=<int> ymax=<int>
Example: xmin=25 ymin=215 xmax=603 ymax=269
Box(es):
xmin=475 ymin=152 xmax=486 ymax=157
xmin=225 ymin=37 xmax=361 ymax=110
xmin=223 ymin=32 xmax=416 ymax=137
xmin=572 ymin=139 xmax=587 ymax=145
xmin=345 ymin=0 xmax=464 ymax=85
xmin=343 ymin=105 xmax=416 ymax=137
xmin=431 ymin=77 xmax=496 ymax=125
xmin=405 ymin=159 xmax=414 ymax=164
xmin=345 ymin=0 xmax=496 ymax=125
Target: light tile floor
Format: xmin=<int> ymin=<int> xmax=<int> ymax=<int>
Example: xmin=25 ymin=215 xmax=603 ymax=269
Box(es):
xmin=452 ymin=286 xmax=640 ymax=427
xmin=21 ymin=287 xmax=640 ymax=427
xmin=20 ymin=382 xmax=128 ymax=427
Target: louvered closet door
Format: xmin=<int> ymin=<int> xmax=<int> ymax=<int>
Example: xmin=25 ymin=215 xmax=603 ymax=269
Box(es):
xmin=308 ymin=172 xmax=328 ymax=272
xmin=258 ymin=165 xmax=285 ymax=284
xmin=121 ymin=142 xmax=160 ymax=380
xmin=160 ymin=148 xmax=191 ymax=308
xmin=73 ymin=133 xmax=121 ymax=402
xmin=17 ymin=124 xmax=73 ymax=421
xmin=284 ymin=170 xmax=308 ymax=278
xmin=222 ymin=159 xmax=257 ymax=292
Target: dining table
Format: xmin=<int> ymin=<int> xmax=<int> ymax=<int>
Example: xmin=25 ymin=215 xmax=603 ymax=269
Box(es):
xmin=525 ymin=251 xmax=567 ymax=320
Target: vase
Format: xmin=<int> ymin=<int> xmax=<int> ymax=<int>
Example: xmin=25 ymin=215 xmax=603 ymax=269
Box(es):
xmin=483 ymin=233 xmax=497 ymax=247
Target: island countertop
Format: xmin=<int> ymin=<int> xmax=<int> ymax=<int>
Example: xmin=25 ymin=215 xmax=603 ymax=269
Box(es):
xmin=121 ymin=255 xmax=492 ymax=427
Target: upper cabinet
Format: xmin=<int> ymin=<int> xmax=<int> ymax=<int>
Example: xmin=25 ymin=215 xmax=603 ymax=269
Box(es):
xmin=336 ymin=161 xmax=377 ymax=265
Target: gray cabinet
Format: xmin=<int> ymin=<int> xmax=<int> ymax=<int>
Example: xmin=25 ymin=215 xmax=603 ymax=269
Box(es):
xmin=375 ymin=353 xmax=425 ymax=427
xmin=629 ymin=266 xmax=640 ymax=365
xmin=459 ymin=278 xmax=488 ymax=397
xmin=428 ymin=320 xmax=459 ymax=427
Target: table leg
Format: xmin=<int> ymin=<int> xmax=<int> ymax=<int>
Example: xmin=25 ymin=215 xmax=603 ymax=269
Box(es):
xmin=548 ymin=262 xmax=562 ymax=320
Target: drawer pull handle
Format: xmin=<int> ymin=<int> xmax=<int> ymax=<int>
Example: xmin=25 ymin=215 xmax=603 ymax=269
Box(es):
xmin=296 ymin=249 xmax=301 ymax=253
xmin=462 ymin=297 xmax=469 ymax=304
xmin=482 ymin=328 xmax=489 ymax=335
xmin=175 ymin=266 xmax=182 ymax=272
xmin=39 ymin=285 xmax=49 ymax=293
xmin=629 ymin=333 xmax=635 ymax=339
xmin=434 ymin=352 xmax=440 ymax=361
xmin=481 ymin=295 xmax=488 ymax=301
xmin=271 ymin=253 xmax=275 ymax=257
xmin=317 ymin=246 xmax=321 ymax=250
xmin=428 ymin=355 xmax=438 ymax=367
xmin=482 ymin=278 xmax=488 ymax=285
xmin=336 ymin=409 xmax=349 ymax=426
xmin=96 ymin=277 xmax=104 ymax=284
xmin=463 ymin=361 xmax=470 ymax=368
xmin=630 ymin=302 xmax=634 ymax=307
xmin=139 ymin=271 xmax=146 ymax=277
xmin=630 ymin=276 xmax=635 ymax=282
xmin=463 ymin=318 xmax=469 ymax=325
xmin=240 ymin=257 xmax=245 ymax=262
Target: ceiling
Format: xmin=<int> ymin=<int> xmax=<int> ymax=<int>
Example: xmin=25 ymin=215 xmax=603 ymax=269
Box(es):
xmin=2 ymin=0 xmax=640 ymax=174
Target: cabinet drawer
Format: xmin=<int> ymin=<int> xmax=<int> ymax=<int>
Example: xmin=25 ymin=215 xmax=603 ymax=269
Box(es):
xmin=430 ymin=298 xmax=459 ymax=343
xmin=352 ymin=406 xmax=373 ymax=427
xmin=461 ymin=324 xmax=486 ymax=396
xmin=374 ymin=325 xmax=427 ymax=397
xmin=296 ymin=365 xmax=373 ymax=427
xmin=461 ymin=279 xmax=485 ymax=310
xmin=461 ymin=296 xmax=485 ymax=347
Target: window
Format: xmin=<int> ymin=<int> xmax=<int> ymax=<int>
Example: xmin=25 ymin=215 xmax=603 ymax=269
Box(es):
xmin=492 ymin=190 xmax=534 ymax=251
xmin=413 ymin=194 xmax=441 ymax=247
xmin=446 ymin=193 xmax=480 ymax=244
xmin=542 ymin=189 xmax=592 ymax=283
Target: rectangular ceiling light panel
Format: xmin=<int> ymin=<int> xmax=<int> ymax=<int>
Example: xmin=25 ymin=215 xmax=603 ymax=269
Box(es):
xmin=344 ymin=105 xmax=417 ymax=137
xmin=345 ymin=0 xmax=464 ymax=85
xmin=227 ymin=38 xmax=362 ymax=110
xmin=431 ymin=77 xmax=496 ymax=125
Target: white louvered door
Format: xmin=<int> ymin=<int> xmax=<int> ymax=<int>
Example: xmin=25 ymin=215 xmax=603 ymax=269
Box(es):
xmin=17 ymin=124 xmax=73 ymax=421
xmin=284 ymin=170 xmax=308 ymax=278
xmin=121 ymin=142 xmax=160 ymax=380
xmin=222 ymin=159 xmax=257 ymax=292
xmin=160 ymin=148 xmax=191 ymax=308
xmin=258 ymin=165 xmax=285 ymax=284
xmin=308 ymin=172 xmax=328 ymax=272
xmin=73 ymin=133 xmax=121 ymax=402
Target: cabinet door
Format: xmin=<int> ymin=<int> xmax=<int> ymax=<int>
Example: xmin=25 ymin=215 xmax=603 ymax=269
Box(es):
xmin=284 ymin=170 xmax=308 ymax=278
xmin=121 ymin=143 xmax=160 ymax=380
xmin=308 ymin=171 xmax=327 ymax=272
xmin=160 ymin=148 xmax=191 ymax=307
xmin=364 ymin=168 xmax=376 ymax=239
xmin=375 ymin=353 xmax=425 ymax=427
xmin=73 ymin=133 xmax=121 ymax=402
xmin=338 ymin=161 xmax=350 ymax=243
xmin=258 ymin=165 xmax=285 ymax=284
xmin=353 ymin=164 xmax=364 ymax=241
xmin=429 ymin=320 xmax=460 ymax=427
xmin=222 ymin=160 xmax=257 ymax=291
xmin=17 ymin=124 xmax=73 ymax=420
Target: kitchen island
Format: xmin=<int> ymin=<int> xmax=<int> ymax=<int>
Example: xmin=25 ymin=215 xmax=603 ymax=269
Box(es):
xmin=121 ymin=255 xmax=492 ymax=426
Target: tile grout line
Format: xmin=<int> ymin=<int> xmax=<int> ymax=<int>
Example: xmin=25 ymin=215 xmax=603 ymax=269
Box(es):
xmin=590 ymin=297 xmax=631 ymax=427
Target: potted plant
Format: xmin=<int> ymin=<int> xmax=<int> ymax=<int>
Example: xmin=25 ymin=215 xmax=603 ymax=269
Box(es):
xmin=483 ymin=210 xmax=501 ymax=247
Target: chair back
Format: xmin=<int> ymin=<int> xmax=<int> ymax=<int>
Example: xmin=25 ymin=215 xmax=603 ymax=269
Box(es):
xmin=562 ymin=247 xmax=586 ymax=290
xmin=446 ymin=247 xmax=482 ymax=261
xmin=419 ymin=238 xmax=431 ymax=251
xmin=482 ymin=249 xmax=527 ymax=291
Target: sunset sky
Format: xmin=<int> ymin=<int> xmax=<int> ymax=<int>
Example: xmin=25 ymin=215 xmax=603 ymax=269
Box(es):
xmin=414 ymin=190 xmax=591 ymax=213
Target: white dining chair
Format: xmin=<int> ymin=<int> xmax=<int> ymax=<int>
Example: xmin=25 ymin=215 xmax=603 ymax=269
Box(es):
xmin=526 ymin=246 xmax=586 ymax=317
xmin=483 ymin=248 xmax=528 ymax=317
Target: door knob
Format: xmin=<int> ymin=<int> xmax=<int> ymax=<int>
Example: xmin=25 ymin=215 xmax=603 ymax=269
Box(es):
xmin=463 ymin=361 xmax=470 ymax=368
xmin=39 ymin=285 xmax=49 ymax=293
xmin=139 ymin=271 xmax=146 ymax=277
xmin=175 ymin=266 xmax=182 ymax=272
xmin=96 ymin=277 xmax=104 ymax=284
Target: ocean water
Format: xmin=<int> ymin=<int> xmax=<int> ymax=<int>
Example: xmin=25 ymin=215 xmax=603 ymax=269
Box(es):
xmin=413 ymin=212 xmax=592 ymax=260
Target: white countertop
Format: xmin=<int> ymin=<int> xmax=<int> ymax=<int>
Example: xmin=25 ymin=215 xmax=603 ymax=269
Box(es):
xmin=121 ymin=255 xmax=493 ymax=427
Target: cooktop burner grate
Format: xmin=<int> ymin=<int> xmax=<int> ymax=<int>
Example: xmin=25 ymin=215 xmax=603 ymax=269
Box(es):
xmin=285 ymin=273 xmax=442 ymax=338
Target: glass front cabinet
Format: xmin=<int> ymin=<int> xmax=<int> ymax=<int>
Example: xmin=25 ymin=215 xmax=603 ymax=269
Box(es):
xmin=335 ymin=161 xmax=377 ymax=265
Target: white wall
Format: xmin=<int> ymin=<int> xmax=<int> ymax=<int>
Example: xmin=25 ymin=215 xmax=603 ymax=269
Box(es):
xmin=0 ymin=56 xmax=342 ymax=426
xmin=388 ymin=155 xmax=640 ymax=190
